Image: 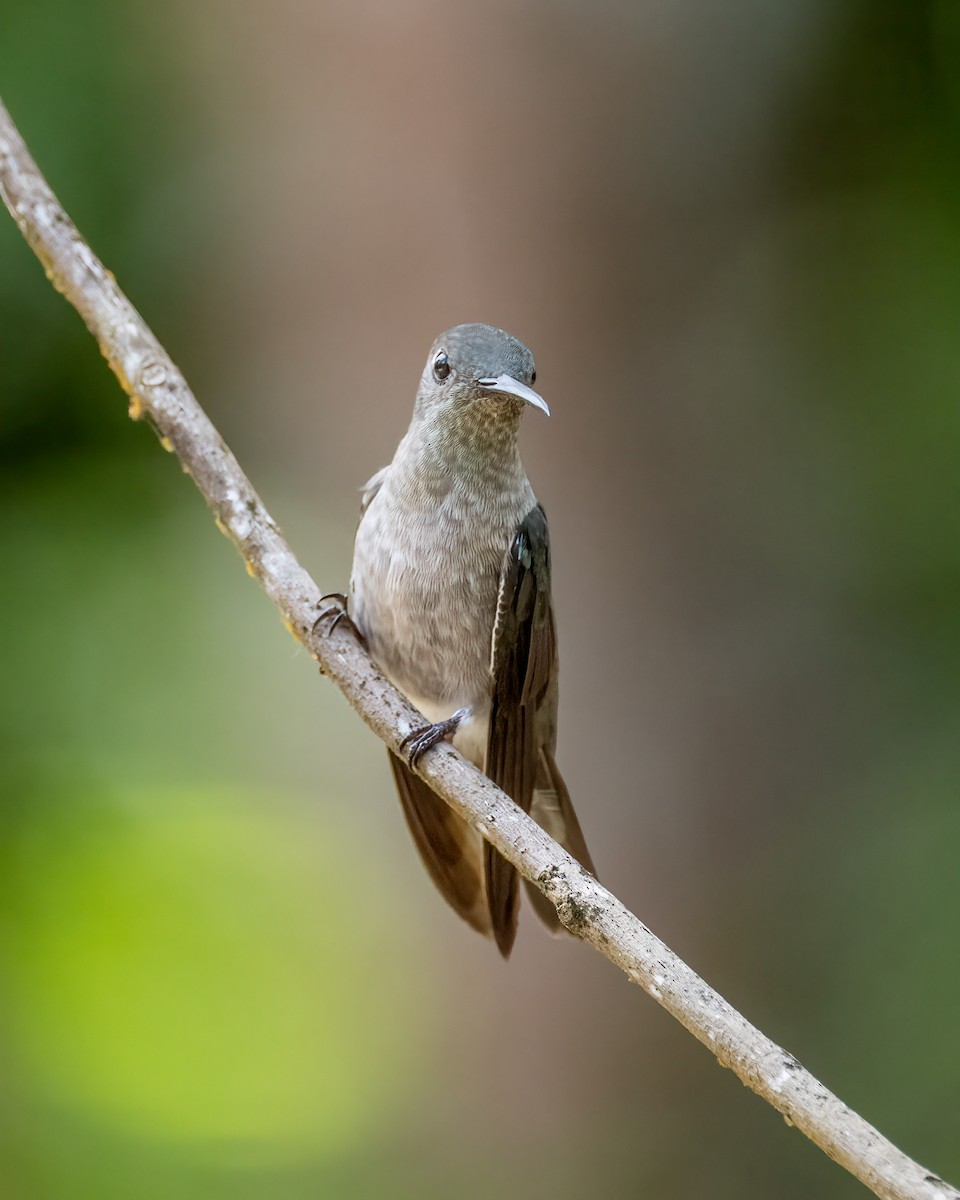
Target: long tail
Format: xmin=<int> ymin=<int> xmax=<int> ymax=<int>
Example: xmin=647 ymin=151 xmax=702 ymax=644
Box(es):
xmin=389 ymin=744 xmax=595 ymax=953
xmin=388 ymin=751 xmax=491 ymax=936
xmin=522 ymin=746 xmax=597 ymax=933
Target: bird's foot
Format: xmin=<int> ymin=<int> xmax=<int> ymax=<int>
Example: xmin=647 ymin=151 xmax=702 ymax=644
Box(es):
xmin=400 ymin=707 xmax=469 ymax=768
xmin=311 ymin=592 xmax=361 ymax=640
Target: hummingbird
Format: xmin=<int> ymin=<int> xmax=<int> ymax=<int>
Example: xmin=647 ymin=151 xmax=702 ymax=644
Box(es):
xmin=347 ymin=323 xmax=595 ymax=957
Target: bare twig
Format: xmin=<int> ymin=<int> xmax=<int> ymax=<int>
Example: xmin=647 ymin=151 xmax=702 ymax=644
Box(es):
xmin=1 ymin=97 xmax=955 ymax=1200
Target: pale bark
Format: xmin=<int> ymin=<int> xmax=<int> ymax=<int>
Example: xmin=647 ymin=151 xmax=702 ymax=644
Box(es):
xmin=1 ymin=97 xmax=956 ymax=1200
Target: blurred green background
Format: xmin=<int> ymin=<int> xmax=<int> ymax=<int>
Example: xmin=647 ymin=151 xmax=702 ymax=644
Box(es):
xmin=2 ymin=1 xmax=959 ymax=1196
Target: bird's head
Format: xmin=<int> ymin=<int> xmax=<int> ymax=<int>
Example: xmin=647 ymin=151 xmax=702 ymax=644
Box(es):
xmin=414 ymin=324 xmax=548 ymax=433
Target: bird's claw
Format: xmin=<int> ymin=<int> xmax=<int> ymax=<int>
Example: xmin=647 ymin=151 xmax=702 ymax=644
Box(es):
xmin=312 ymin=592 xmax=359 ymax=639
xmin=400 ymin=708 xmax=468 ymax=768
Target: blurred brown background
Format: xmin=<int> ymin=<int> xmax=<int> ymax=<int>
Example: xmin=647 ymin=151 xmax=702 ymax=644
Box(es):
xmin=2 ymin=1 xmax=959 ymax=1197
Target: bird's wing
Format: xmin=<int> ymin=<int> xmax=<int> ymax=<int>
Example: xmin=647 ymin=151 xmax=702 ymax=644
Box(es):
xmin=486 ymin=505 xmax=597 ymax=950
xmin=359 ymin=466 xmax=388 ymax=516
xmin=484 ymin=504 xmax=559 ymax=955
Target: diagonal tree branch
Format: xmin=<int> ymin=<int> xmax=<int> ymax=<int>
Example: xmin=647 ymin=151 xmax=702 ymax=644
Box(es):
xmin=1 ymin=97 xmax=955 ymax=1200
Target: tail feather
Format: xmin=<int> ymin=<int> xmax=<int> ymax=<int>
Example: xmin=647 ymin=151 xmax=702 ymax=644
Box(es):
xmin=389 ymin=743 xmax=595 ymax=950
xmin=523 ymin=746 xmax=597 ymax=934
xmin=388 ymin=751 xmax=491 ymax=936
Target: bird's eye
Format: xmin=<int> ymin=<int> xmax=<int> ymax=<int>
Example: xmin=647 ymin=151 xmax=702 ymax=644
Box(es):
xmin=531 ymin=369 xmax=537 ymax=384
xmin=433 ymin=351 xmax=451 ymax=382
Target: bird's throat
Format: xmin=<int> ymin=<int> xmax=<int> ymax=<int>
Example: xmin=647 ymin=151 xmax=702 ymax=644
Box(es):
xmin=399 ymin=412 xmax=528 ymax=502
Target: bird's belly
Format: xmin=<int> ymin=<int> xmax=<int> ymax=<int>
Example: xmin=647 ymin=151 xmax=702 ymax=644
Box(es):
xmin=350 ymin=492 xmax=507 ymax=728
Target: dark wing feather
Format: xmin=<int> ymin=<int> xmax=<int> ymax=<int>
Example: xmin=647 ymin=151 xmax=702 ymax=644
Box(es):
xmin=485 ymin=505 xmax=559 ymax=956
xmin=388 ymin=752 xmax=490 ymax=935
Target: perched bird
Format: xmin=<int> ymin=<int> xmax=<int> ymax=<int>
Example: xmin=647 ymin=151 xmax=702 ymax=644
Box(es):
xmin=348 ymin=323 xmax=595 ymax=957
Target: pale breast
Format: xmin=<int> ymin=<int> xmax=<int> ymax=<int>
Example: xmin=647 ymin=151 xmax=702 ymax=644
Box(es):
xmin=350 ymin=474 xmax=530 ymax=714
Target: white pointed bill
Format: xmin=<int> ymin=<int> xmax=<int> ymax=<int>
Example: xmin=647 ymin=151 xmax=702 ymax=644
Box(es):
xmin=476 ymin=374 xmax=550 ymax=415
